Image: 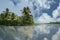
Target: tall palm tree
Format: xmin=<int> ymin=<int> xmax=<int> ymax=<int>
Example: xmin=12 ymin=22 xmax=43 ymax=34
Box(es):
xmin=22 ymin=7 xmax=34 ymax=25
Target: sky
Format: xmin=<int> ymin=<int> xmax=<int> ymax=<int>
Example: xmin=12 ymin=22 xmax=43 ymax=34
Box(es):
xmin=0 ymin=0 xmax=60 ymax=23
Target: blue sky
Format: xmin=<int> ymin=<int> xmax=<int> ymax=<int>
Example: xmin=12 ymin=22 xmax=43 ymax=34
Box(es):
xmin=0 ymin=0 xmax=60 ymax=23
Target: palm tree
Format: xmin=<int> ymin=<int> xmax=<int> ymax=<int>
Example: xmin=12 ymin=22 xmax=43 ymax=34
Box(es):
xmin=5 ymin=8 xmax=9 ymax=18
xmin=22 ymin=7 xmax=31 ymax=16
xmin=22 ymin=7 xmax=34 ymax=25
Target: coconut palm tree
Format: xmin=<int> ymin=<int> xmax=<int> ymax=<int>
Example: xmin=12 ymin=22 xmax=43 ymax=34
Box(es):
xmin=22 ymin=7 xmax=31 ymax=16
xmin=22 ymin=7 xmax=34 ymax=25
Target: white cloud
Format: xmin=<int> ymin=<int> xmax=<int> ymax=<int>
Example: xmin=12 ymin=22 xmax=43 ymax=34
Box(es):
xmin=37 ymin=0 xmax=50 ymax=9
xmin=53 ymin=3 xmax=60 ymax=19
xmin=30 ymin=0 xmax=54 ymax=18
xmin=36 ymin=13 xmax=55 ymax=23
xmin=36 ymin=3 xmax=60 ymax=23
xmin=57 ymin=18 xmax=60 ymax=22
xmin=30 ymin=0 xmax=55 ymax=9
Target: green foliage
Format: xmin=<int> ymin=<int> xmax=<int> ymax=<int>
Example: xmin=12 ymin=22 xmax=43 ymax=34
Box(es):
xmin=11 ymin=13 xmax=15 ymax=20
xmin=22 ymin=7 xmax=34 ymax=25
xmin=0 ymin=7 xmax=34 ymax=26
xmin=0 ymin=13 xmax=5 ymax=19
xmin=5 ymin=8 xmax=9 ymax=18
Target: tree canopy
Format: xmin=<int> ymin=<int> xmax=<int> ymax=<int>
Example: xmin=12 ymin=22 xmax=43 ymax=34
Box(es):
xmin=0 ymin=7 xmax=34 ymax=26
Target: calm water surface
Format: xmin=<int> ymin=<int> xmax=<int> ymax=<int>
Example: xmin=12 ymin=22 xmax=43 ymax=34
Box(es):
xmin=0 ymin=24 xmax=60 ymax=40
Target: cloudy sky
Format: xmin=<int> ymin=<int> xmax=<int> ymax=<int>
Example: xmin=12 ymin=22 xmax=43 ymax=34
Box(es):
xmin=0 ymin=0 xmax=60 ymax=23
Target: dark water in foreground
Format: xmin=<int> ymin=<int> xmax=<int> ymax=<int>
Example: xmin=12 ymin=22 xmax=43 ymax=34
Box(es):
xmin=0 ymin=24 xmax=60 ymax=40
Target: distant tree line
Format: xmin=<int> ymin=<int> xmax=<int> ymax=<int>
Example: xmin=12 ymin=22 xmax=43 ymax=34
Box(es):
xmin=0 ymin=7 xmax=34 ymax=26
xmin=49 ymin=22 xmax=60 ymax=24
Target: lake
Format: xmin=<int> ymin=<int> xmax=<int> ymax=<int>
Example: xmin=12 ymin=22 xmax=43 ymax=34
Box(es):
xmin=0 ymin=24 xmax=60 ymax=40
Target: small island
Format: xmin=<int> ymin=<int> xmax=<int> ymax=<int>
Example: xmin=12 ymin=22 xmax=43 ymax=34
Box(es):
xmin=0 ymin=7 xmax=34 ymax=26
